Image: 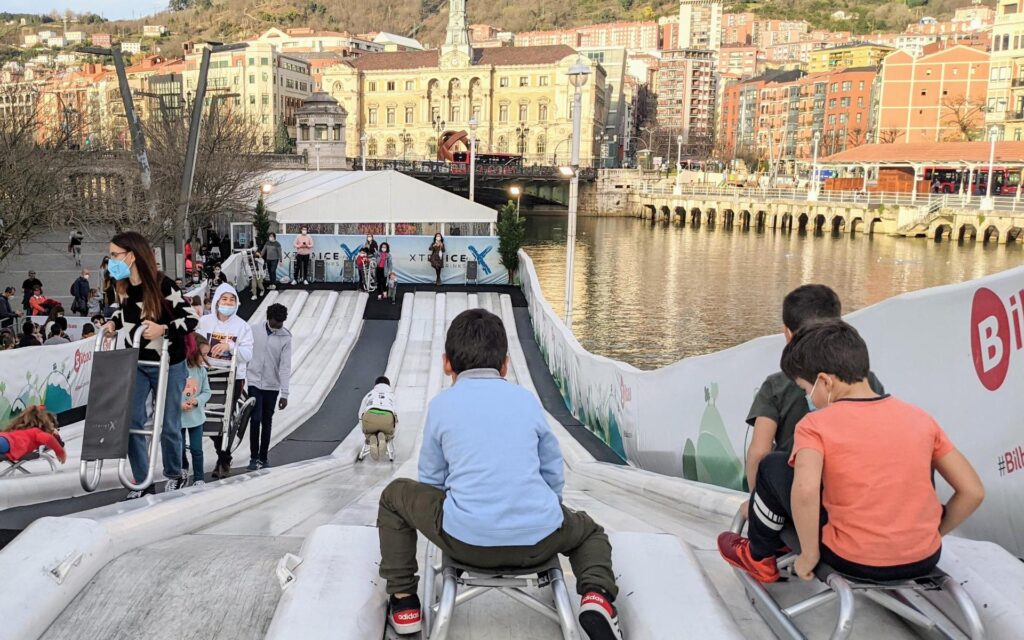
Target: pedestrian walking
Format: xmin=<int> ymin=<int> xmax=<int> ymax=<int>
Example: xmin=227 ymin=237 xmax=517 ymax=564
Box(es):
xmin=102 ymin=231 xmax=199 ymax=499
xmin=246 ymin=303 xmax=291 ymax=470
xmin=70 ymin=270 xmax=90 ymax=317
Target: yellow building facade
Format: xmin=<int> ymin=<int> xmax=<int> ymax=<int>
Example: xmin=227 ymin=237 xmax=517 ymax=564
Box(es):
xmin=321 ymin=0 xmax=607 ymax=164
xmin=808 ymin=43 xmax=893 ymax=73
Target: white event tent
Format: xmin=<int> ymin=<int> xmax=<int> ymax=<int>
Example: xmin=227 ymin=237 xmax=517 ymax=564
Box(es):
xmin=255 ymin=170 xmax=497 ymax=236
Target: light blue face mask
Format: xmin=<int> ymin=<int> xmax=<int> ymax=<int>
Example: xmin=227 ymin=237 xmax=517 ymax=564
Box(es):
xmin=218 ymin=304 xmax=237 ymax=317
xmin=107 ymin=258 xmax=131 ymax=281
xmin=806 ymin=377 xmax=831 ymax=412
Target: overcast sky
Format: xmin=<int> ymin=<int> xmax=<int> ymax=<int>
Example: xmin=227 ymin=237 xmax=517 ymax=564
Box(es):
xmin=6 ymin=1 xmax=167 ymax=21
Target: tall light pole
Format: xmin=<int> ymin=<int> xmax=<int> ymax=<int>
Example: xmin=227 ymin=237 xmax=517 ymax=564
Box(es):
xmin=807 ymin=131 xmax=821 ymax=202
xmin=314 ymin=143 xmax=321 ymax=171
xmin=509 ymin=185 xmax=521 ymax=219
xmin=564 ymin=58 xmax=590 ymax=328
xmin=469 ymin=116 xmax=478 ymax=202
xmin=676 ymin=134 xmax=683 ymax=171
xmin=981 ymin=125 xmax=999 ymax=211
xmin=433 ymin=115 xmax=446 ymax=159
xmin=360 ymin=132 xmax=368 ymax=171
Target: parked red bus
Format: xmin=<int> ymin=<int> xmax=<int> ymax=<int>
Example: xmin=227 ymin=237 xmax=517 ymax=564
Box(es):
xmin=923 ymin=167 xmax=1022 ymax=195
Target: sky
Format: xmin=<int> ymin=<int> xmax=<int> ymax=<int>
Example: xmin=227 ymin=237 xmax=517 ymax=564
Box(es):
xmin=5 ymin=1 xmax=167 ymax=21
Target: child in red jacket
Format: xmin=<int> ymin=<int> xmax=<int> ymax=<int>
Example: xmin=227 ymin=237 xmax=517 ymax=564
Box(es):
xmin=1 ymin=405 xmax=67 ymax=463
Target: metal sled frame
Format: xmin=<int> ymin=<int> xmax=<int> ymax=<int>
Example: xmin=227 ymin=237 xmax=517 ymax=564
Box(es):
xmin=242 ymin=249 xmax=267 ymax=291
xmin=202 ymin=350 xmax=251 ymax=450
xmin=1 ymin=448 xmax=58 ymax=477
xmin=361 ymin=254 xmax=377 ymax=293
xmin=354 ymin=437 xmax=394 ymax=462
xmin=79 ymin=332 xmax=171 ymax=492
xmin=421 ymin=541 xmax=581 ymax=640
xmin=728 ymin=510 xmax=985 ymax=640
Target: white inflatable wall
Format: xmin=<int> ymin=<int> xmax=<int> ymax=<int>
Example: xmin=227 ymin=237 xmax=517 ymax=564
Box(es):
xmin=518 ymin=250 xmax=1024 ymax=558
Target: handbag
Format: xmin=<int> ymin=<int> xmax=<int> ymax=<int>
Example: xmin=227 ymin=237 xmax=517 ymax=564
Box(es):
xmin=81 ymin=340 xmax=139 ymax=461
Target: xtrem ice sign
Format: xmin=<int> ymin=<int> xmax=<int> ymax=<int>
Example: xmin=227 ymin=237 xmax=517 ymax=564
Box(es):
xmin=970 ymin=286 xmax=1024 ymax=391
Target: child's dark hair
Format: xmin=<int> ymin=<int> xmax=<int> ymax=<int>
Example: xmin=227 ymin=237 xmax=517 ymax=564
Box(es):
xmin=782 ymin=284 xmax=841 ymax=332
xmin=22 ymin=320 xmax=34 ymax=335
xmin=445 ymin=309 xmax=507 ymax=373
xmin=6 ymin=405 xmax=59 ymax=435
xmin=780 ymin=319 xmax=870 ymax=385
xmin=82 ymin=324 xmax=96 ymax=338
xmin=375 ymin=375 xmax=390 ymax=386
xmin=49 ymin=324 xmax=63 ymax=338
xmin=267 ymin=303 xmax=288 ymax=323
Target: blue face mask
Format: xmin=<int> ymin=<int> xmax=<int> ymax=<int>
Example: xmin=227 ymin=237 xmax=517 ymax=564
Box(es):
xmin=805 ymin=378 xmax=819 ymax=412
xmin=107 ymin=258 xmax=131 ymax=281
xmin=218 ymin=304 xmax=237 ymax=317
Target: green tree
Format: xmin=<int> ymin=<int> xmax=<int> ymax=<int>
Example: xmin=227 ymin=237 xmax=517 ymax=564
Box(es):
xmin=274 ymin=120 xmax=292 ymax=154
xmin=496 ymin=200 xmax=525 ymax=284
xmin=253 ymin=196 xmax=271 ymax=250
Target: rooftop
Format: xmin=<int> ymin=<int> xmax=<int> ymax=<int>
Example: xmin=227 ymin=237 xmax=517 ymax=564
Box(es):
xmin=349 ymin=45 xmax=578 ymax=71
xmin=822 ymin=141 xmax=1024 ymax=166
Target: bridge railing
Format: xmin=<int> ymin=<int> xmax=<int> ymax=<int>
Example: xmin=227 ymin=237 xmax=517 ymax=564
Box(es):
xmin=636 ymin=184 xmax=1024 ymax=214
xmin=350 ymin=158 xmax=596 ymax=180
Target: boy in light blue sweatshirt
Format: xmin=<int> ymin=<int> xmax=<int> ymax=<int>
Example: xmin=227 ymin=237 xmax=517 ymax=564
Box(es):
xmin=377 ymin=309 xmax=622 ymax=639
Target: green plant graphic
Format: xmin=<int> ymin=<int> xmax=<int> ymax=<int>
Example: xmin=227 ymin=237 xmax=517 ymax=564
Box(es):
xmin=681 ymin=383 xmax=746 ymax=491
xmin=0 ymin=363 xmax=73 ymax=429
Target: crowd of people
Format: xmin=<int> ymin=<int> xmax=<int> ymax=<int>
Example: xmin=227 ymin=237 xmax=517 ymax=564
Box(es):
xmin=0 ymin=227 xmax=987 ymax=640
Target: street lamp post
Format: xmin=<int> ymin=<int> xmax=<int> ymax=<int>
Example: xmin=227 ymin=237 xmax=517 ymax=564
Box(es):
xmin=516 ymin=123 xmax=530 ymax=157
xmin=314 ymin=143 xmax=321 ymax=171
xmin=564 ymin=58 xmax=590 ymax=328
xmin=981 ymin=125 xmax=999 ymax=212
xmin=360 ymin=132 xmax=368 ymax=171
xmin=676 ymin=134 xmax=683 ymax=172
xmin=509 ymin=185 xmax=522 ymax=220
xmin=807 ymin=131 xmax=821 ymax=202
xmin=469 ymin=117 xmax=478 ymax=202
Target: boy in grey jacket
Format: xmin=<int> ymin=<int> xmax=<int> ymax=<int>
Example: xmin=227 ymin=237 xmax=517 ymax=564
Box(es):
xmin=246 ymin=303 xmax=292 ymax=470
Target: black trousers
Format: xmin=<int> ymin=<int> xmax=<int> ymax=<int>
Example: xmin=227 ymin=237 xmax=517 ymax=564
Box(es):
xmin=748 ymin=452 xmax=941 ymax=581
xmin=266 ymin=259 xmax=279 ymax=285
xmin=295 ymin=255 xmax=311 ymax=282
xmin=248 ymin=386 xmax=279 ymax=463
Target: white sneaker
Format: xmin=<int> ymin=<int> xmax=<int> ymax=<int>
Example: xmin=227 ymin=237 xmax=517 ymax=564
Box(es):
xmin=124 ymin=489 xmax=145 ymax=501
xmin=303 ymin=279 xmax=309 ymax=285
xmin=193 ymin=480 xmax=206 ymax=487
xmin=367 ymin=433 xmax=381 ymax=461
xmin=252 ymin=294 xmax=257 ymax=300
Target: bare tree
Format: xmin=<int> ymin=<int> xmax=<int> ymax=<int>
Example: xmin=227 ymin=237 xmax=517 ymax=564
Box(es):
xmin=91 ymin=107 xmax=272 ymax=242
xmin=846 ymin=127 xmax=870 ymax=149
xmin=877 ymin=128 xmax=904 ymax=144
xmin=940 ymin=94 xmax=987 ymax=142
xmin=0 ymin=86 xmax=79 ymax=263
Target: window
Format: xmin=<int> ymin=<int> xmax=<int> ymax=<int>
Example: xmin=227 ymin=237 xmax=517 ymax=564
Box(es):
xmin=518 ymin=103 xmax=528 ymax=121
xmin=450 ymin=105 xmax=460 ymax=122
xmin=405 ymin=80 xmax=414 ymax=90
xmin=839 ymin=113 xmax=848 ymax=124
xmin=262 ymin=72 xmax=268 ymax=82
xmin=830 ymin=82 xmax=838 ymax=92
xmin=857 ymin=96 xmax=864 ymax=107
xmin=313 ymin=125 xmax=326 ymax=141
xmin=368 ymin=81 xmax=377 ymax=92
xmin=497 ymin=135 xmax=508 ymax=152
xmin=920 ymin=89 xmax=927 ymax=96
xmin=472 ymin=104 xmax=481 ymax=121
xmin=842 ymin=81 xmax=851 ymax=91
xmin=249 ymin=95 xmax=256 ymax=105
xmin=538 ymin=103 xmax=548 ymax=121
xmin=386 ymin=107 xmax=396 ymax=125
xmin=536 ymin=135 xmax=546 ymax=154
xmin=385 ymin=138 xmax=396 ymax=156
xmin=519 ymin=76 xmax=528 ymax=87
xmin=368 ymin=108 xmax=378 ymax=125
xmin=248 ymin=57 xmax=255 ymax=65
xmin=368 ymin=138 xmax=378 ymax=156
xmin=856 ymin=112 xmax=862 ymax=124
xmin=539 ymin=76 xmax=548 ymax=86
xmin=499 ymin=104 xmax=508 ymax=122
xmin=431 ymin=106 xmax=441 ymax=122
xmin=840 ymin=97 xmax=850 ymax=108
xmin=828 ymin=114 xmax=836 ymax=124
xmin=261 ymin=114 xmax=269 ymax=124
xmin=333 ymin=125 xmax=341 ymax=141
xmin=387 ymin=81 xmax=395 ymax=91
xmin=260 ymin=57 xmax=269 ymax=65
xmin=405 ymin=106 xmax=414 ymax=124
xmin=858 ymin=81 xmax=865 ymax=90
xmin=248 ymin=74 xmax=255 ymax=84
xmin=261 ymin=95 xmax=269 ymax=105
xmin=499 ymin=77 xmax=509 ymax=88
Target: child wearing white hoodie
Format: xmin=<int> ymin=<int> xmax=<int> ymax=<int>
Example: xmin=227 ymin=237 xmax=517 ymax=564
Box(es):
xmin=196 ymin=282 xmax=254 ymax=477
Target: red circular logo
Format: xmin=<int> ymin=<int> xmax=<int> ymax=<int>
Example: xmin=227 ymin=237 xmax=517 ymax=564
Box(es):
xmin=970 ymin=287 xmax=1010 ymax=391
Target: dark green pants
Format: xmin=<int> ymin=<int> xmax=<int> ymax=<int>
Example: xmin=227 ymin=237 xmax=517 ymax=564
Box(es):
xmin=377 ymin=478 xmax=618 ymax=599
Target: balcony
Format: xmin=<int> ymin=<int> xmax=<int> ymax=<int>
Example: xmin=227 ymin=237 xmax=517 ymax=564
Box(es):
xmin=1013 ymin=78 xmax=1024 ymax=87
xmin=1008 ymin=110 xmax=1024 ymax=121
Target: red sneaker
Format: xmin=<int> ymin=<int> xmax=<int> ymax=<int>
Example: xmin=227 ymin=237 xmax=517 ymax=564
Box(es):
xmin=718 ymin=531 xmax=780 ymax=583
xmin=578 ymin=590 xmax=623 ymax=640
xmin=388 ymin=594 xmax=422 ymax=635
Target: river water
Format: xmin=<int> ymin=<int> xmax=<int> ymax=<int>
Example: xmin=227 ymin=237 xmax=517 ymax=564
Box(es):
xmin=522 ymin=215 xmax=1023 ymax=370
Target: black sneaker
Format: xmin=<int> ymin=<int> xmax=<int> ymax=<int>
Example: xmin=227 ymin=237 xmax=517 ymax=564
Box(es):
xmin=247 ymin=458 xmax=259 ymax=471
xmin=579 ymin=590 xmax=623 ymax=640
xmin=164 ymin=476 xmax=187 ymax=492
xmin=388 ymin=594 xmax=422 ymax=635
xmin=123 ymin=484 xmax=156 ymax=501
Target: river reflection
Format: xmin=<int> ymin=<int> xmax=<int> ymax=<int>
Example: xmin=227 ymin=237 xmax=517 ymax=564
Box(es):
xmin=522 ymin=215 xmax=1023 ymax=370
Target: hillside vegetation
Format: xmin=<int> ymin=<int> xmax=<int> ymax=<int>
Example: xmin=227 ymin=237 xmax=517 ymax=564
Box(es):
xmin=3 ymin=0 xmax=991 ymax=52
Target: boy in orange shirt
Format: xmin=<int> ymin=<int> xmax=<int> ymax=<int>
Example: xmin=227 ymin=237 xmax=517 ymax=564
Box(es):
xmin=719 ymin=320 xmax=985 ymax=583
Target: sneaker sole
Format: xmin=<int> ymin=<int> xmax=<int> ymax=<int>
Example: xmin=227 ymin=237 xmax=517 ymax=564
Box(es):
xmin=579 ymin=610 xmax=622 ymax=640
xmin=369 ymin=434 xmax=381 ymax=461
xmin=388 ymin=618 xmax=421 ymax=635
